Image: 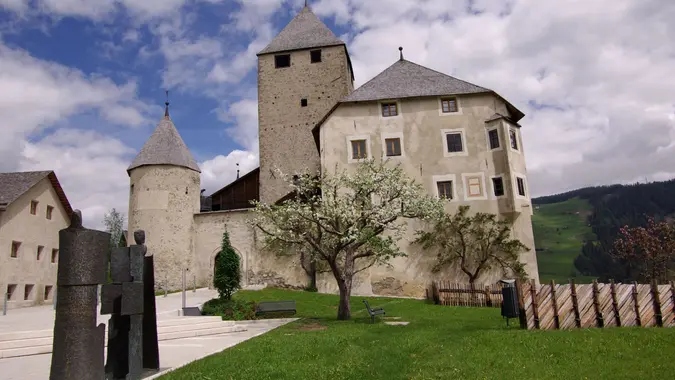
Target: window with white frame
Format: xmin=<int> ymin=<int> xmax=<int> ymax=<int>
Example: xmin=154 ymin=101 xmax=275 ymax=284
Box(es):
xmin=381 ymin=102 xmax=398 ymax=117
xmin=432 ymin=174 xmax=457 ymax=200
xmin=516 ymin=176 xmax=526 ymax=197
xmin=492 ymin=176 xmax=505 ymax=197
xmin=441 ymin=129 xmax=468 ymax=157
xmin=437 ymin=181 xmax=454 ymax=199
xmin=487 ymin=128 xmax=501 ymax=150
xmin=510 ymin=128 xmax=519 ymax=150
xmin=462 ymin=173 xmax=488 ymax=201
xmin=347 ymin=135 xmax=371 ymax=163
xmin=385 ymin=138 xmax=402 ymax=157
xmin=441 ymin=97 xmax=458 ymax=113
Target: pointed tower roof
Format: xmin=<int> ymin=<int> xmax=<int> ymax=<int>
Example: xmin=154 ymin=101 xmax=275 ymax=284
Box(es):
xmin=257 ymin=5 xmax=345 ymax=56
xmin=127 ymin=114 xmax=201 ymax=174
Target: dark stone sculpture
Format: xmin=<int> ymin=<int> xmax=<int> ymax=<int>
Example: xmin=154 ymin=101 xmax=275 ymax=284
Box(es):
xmin=49 ymin=210 xmax=110 ymax=380
xmin=101 ymin=229 xmax=160 ymax=379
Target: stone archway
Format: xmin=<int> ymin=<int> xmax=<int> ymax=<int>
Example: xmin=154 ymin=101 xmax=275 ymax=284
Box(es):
xmin=210 ymin=247 xmax=247 ymax=289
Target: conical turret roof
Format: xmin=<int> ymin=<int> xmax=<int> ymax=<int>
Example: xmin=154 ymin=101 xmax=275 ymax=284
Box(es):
xmin=128 ymin=115 xmax=201 ymax=174
xmin=257 ymin=6 xmax=344 ymax=55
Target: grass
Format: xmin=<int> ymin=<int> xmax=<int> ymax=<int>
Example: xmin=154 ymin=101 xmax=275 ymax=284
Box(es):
xmin=160 ymin=288 xmax=675 ymax=380
xmin=532 ymin=198 xmax=597 ymax=284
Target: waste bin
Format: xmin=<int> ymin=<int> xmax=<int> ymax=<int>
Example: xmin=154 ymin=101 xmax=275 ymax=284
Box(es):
xmin=500 ymin=279 xmax=519 ymax=326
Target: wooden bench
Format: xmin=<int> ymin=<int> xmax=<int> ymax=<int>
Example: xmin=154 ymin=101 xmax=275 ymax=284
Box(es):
xmin=255 ymin=300 xmax=297 ymax=316
xmin=363 ymin=300 xmax=385 ymax=323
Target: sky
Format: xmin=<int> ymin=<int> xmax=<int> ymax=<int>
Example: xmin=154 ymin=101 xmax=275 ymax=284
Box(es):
xmin=0 ymin=0 xmax=674 ymax=229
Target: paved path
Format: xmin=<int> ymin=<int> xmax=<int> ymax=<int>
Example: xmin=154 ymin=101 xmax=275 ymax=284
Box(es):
xmin=0 ymin=288 xmax=298 ymax=379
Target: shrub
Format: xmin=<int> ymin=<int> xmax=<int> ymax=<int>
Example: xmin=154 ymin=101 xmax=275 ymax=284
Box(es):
xmin=202 ymin=298 xmax=257 ymax=321
xmin=214 ymin=229 xmax=241 ymax=300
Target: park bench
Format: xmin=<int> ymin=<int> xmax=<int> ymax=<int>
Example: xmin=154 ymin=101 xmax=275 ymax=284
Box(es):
xmin=363 ymin=300 xmax=385 ymax=323
xmin=255 ymin=300 xmax=297 ymax=316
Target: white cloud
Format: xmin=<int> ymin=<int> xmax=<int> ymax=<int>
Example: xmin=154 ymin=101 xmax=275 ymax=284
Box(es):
xmin=200 ymin=150 xmax=259 ymax=195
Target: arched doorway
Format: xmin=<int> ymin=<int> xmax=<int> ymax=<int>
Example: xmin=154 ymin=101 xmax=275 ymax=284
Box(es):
xmin=210 ymin=247 xmax=247 ymax=289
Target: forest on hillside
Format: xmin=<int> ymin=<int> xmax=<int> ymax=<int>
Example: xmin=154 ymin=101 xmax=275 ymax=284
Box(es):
xmin=533 ymin=179 xmax=675 ymax=282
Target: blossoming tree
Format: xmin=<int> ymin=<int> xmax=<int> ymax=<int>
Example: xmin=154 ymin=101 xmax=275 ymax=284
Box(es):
xmin=612 ymin=217 xmax=675 ymax=283
xmin=413 ymin=205 xmax=528 ymax=284
xmin=250 ymin=160 xmax=443 ymax=320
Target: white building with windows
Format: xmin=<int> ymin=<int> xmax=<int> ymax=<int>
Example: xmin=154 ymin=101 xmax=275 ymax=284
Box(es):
xmin=127 ymin=4 xmax=539 ymax=296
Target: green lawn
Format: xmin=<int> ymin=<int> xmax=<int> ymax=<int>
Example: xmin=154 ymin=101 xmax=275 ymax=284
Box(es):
xmin=160 ymin=288 xmax=675 ymax=380
xmin=533 ymin=198 xmax=597 ymax=284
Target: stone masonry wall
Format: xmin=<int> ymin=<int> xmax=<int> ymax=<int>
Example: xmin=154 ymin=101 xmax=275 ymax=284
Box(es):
xmin=258 ymin=45 xmax=354 ymax=204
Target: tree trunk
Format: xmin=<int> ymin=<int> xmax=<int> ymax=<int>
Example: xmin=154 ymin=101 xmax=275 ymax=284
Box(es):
xmin=308 ymin=259 xmax=317 ymax=290
xmin=337 ymin=279 xmax=352 ymax=320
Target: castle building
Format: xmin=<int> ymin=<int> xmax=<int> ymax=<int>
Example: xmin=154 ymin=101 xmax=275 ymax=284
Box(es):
xmin=127 ymin=5 xmax=539 ymax=295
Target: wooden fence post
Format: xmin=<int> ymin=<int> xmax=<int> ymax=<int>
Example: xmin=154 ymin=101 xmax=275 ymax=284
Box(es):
xmin=610 ymin=280 xmax=621 ymax=327
xmin=650 ymin=281 xmax=663 ymax=327
xmin=592 ymin=280 xmax=604 ymax=328
xmin=485 ymin=286 xmax=492 ymax=308
xmin=530 ymin=279 xmax=540 ymax=329
xmin=515 ymin=279 xmax=527 ymax=329
xmin=570 ymin=279 xmax=581 ymax=328
xmin=551 ymin=280 xmax=560 ymax=329
xmin=632 ymin=281 xmax=641 ymax=327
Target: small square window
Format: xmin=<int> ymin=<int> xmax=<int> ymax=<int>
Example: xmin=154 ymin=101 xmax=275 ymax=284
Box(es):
xmin=492 ymin=177 xmax=505 ymax=197
xmin=381 ymin=103 xmax=398 ymax=117
xmin=465 ymin=177 xmax=484 ymax=198
xmin=385 ymin=138 xmax=402 ymax=157
xmin=351 ymin=140 xmax=367 ymax=160
xmin=46 ymin=205 xmax=54 ymax=220
xmin=437 ymin=181 xmax=454 ymax=199
xmin=11 ymin=241 xmax=21 ymax=258
xmin=51 ymin=248 xmax=59 ymax=263
xmin=517 ymin=177 xmax=526 ymax=196
xmin=310 ymin=49 xmax=322 ymax=63
xmin=441 ymin=98 xmax=458 ymax=113
xmin=488 ymin=129 xmax=500 ymax=150
xmin=510 ymin=129 xmax=519 ymax=150
xmin=446 ymin=133 xmax=463 ymax=153
xmin=301 ymin=98 xmax=308 ymax=107
xmin=44 ymin=285 xmax=53 ymax=301
xmin=24 ymin=284 xmax=34 ymax=300
xmin=30 ymin=200 xmax=38 ymax=215
xmin=37 ymin=245 xmax=44 ymax=260
xmin=275 ymin=54 xmax=291 ymax=68
xmin=7 ymin=284 xmax=17 ymax=300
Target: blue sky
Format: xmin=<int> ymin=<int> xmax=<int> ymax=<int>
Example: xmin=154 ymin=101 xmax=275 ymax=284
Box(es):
xmin=1 ymin=0 xmax=674 ymax=228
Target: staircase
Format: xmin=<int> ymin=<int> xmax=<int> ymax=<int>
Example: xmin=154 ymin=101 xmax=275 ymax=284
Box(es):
xmin=0 ymin=316 xmax=246 ymax=359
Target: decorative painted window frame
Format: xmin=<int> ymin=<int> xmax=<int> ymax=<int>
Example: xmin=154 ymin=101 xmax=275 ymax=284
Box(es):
xmin=381 ymin=132 xmax=405 ymax=159
xmin=346 ymin=134 xmax=372 ymax=164
xmin=485 ymin=124 xmax=503 ymax=152
xmin=512 ymin=172 xmax=529 ymax=199
xmin=438 ymin=96 xmax=463 ymax=116
xmin=508 ymin=126 xmax=521 ymax=155
xmin=378 ymin=99 xmax=403 ymax=120
xmin=490 ymin=173 xmax=507 ymax=199
xmin=441 ymin=128 xmax=469 ymax=157
xmin=461 ymin=172 xmax=489 ymax=201
xmin=432 ymin=174 xmax=458 ymax=201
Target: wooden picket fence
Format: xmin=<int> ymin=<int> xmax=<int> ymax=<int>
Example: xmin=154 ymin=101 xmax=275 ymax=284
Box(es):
xmin=430 ymin=281 xmax=504 ymax=307
xmin=517 ymin=280 xmax=675 ymax=330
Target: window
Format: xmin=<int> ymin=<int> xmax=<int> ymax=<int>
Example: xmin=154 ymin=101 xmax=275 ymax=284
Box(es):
xmin=37 ymin=245 xmax=44 ymax=260
xmin=44 ymin=285 xmax=53 ymax=301
xmin=11 ymin=241 xmax=21 ymax=258
xmin=7 ymin=284 xmax=17 ymax=300
xmin=441 ymin=97 xmax=458 ymax=113
xmin=274 ymin=54 xmax=291 ymax=68
xmin=437 ymin=181 xmax=454 ymax=199
xmin=46 ymin=205 xmax=54 ymax=220
xmin=381 ymin=103 xmax=398 ymax=117
xmin=30 ymin=200 xmax=38 ymax=215
xmin=130 ymin=184 xmax=134 ymax=194
xmin=446 ymin=133 xmax=463 ymax=153
xmin=510 ymin=129 xmax=519 ymax=150
xmin=351 ymin=140 xmax=367 ymax=160
xmin=24 ymin=284 xmax=34 ymax=300
xmin=492 ymin=177 xmax=505 ymax=197
xmin=385 ymin=138 xmax=402 ymax=157
xmin=516 ymin=177 xmax=526 ymax=196
xmin=310 ymin=49 xmax=322 ymax=63
xmin=462 ymin=173 xmax=487 ymax=200
xmin=51 ymin=248 xmax=59 ymax=263
xmin=301 ymin=98 xmax=308 ymax=107
xmin=488 ymin=129 xmax=500 ymax=150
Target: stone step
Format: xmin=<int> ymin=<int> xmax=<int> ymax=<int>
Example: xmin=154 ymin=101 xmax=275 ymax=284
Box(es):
xmin=0 ymin=318 xmax=245 ymax=359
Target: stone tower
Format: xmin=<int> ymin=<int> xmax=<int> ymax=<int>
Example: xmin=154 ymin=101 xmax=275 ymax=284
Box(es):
xmin=127 ymin=105 xmax=201 ymax=291
xmin=257 ymin=4 xmax=355 ymax=203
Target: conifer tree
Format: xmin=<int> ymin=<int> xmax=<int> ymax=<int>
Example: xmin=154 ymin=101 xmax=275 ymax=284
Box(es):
xmin=214 ymin=228 xmax=241 ymax=300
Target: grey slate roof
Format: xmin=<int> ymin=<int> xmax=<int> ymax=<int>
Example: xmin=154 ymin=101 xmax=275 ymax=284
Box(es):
xmin=0 ymin=170 xmax=73 ymax=216
xmin=128 ymin=116 xmax=201 ymax=173
xmin=342 ymin=59 xmax=490 ymax=103
xmin=486 ymin=113 xmax=522 ymax=127
xmin=257 ymin=6 xmax=345 ymax=55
